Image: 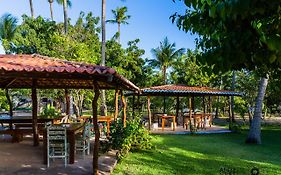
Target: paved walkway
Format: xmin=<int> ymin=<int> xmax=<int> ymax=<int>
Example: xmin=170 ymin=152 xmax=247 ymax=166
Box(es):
xmin=0 ymin=135 xmax=117 ymax=175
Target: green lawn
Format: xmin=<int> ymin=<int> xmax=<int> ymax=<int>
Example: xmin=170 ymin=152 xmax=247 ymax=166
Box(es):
xmin=113 ymin=127 xmax=281 ymax=175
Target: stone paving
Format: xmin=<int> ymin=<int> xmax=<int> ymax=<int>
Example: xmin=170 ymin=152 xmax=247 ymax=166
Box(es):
xmin=0 ymin=135 xmax=118 ymax=175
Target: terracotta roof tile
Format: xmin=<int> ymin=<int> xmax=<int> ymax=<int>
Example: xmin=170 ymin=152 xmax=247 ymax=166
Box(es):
xmin=0 ymin=54 xmax=139 ymax=91
xmin=141 ymin=84 xmax=242 ymax=96
xmin=0 ymin=54 xmax=116 ymax=75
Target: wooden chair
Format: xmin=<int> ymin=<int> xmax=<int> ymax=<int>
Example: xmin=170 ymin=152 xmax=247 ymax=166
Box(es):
xmin=47 ymin=125 xmax=68 ymax=167
xmin=75 ymin=122 xmax=91 ymax=157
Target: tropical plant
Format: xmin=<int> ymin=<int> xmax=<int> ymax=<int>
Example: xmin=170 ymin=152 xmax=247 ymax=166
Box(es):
xmin=0 ymin=13 xmax=18 ymax=52
xmin=171 ymin=0 xmax=281 ymax=144
xmin=171 ymin=49 xmax=216 ymax=86
xmin=110 ymin=115 xmax=153 ymax=160
xmin=149 ymin=37 xmax=185 ymax=84
xmin=40 ymin=104 xmax=61 ymax=119
xmin=107 ymin=6 xmax=131 ymax=43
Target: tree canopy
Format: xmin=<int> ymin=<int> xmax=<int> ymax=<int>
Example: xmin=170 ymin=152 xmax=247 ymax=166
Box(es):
xmin=171 ymin=0 xmax=281 ymax=74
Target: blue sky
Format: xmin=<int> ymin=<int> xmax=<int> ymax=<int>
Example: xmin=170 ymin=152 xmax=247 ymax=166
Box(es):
xmin=0 ymin=0 xmax=196 ymax=59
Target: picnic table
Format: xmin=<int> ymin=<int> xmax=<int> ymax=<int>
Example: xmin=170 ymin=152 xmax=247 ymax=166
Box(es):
xmin=184 ymin=113 xmax=213 ymax=130
xmin=43 ymin=122 xmax=84 ymax=164
xmin=161 ymin=115 xmax=176 ymax=131
xmin=0 ymin=115 xmax=58 ymax=142
xmin=80 ymin=115 xmax=113 ymax=136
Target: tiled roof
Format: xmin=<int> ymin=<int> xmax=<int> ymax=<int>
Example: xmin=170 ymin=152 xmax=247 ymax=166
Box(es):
xmin=0 ymin=54 xmax=139 ymax=91
xmin=130 ymin=84 xmax=242 ymax=96
xmin=0 ymin=54 xmax=116 ymax=74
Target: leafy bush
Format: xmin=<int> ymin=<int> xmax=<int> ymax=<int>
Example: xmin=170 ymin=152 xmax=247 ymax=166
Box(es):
xmin=110 ymin=116 xmax=153 ymax=160
xmin=40 ymin=104 xmax=61 ymax=119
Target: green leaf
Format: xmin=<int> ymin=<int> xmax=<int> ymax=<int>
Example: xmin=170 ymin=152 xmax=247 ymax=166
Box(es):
xmin=209 ymin=6 xmax=216 ymax=18
xmin=266 ymin=35 xmax=281 ymax=51
xmin=269 ymin=54 xmax=277 ymax=63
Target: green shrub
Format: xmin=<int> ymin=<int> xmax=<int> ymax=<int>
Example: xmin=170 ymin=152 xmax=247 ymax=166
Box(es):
xmin=40 ymin=104 xmax=61 ymax=119
xmin=110 ymin=116 xmax=153 ymax=160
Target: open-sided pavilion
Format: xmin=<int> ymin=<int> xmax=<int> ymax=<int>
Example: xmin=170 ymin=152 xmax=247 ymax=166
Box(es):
xmin=127 ymin=84 xmax=242 ymax=130
xmin=0 ymin=54 xmax=139 ymax=174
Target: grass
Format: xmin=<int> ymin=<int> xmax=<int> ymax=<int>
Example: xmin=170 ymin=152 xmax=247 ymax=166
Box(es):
xmin=113 ymin=127 xmax=281 ymax=175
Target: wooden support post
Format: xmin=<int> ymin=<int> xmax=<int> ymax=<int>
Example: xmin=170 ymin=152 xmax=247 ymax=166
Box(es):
xmin=114 ymin=89 xmax=119 ymax=121
xmin=147 ymin=96 xmax=151 ymax=130
xmin=137 ymin=95 xmax=140 ymax=115
xmin=163 ymin=96 xmax=166 ymax=114
xmin=215 ymin=96 xmax=220 ymax=118
xmin=121 ymin=91 xmax=127 ymax=127
xmin=5 ymin=89 xmax=13 ymax=130
xmin=176 ymin=96 xmax=179 ymax=125
xmin=231 ymin=95 xmax=235 ymax=122
xmin=5 ymin=89 xmax=13 ymax=117
xmin=92 ymin=82 xmax=100 ymax=175
xmin=203 ymin=96 xmax=206 ymax=114
xmin=132 ymin=95 xmax=135 ymax=117
xmin=188 ymin=96 xmax=192 ymax=131
xmin=208 ymin=96 xmax=211 ymax=113
xmin=228 ymin=96 xmax=232 ymax=129
xmin=192 ymin=96 xmax=195 ymax=112
xmin=32 ymin=79 xmax=39 ymax=146
xmin=65 ymin=89 xmax=70 ymax=115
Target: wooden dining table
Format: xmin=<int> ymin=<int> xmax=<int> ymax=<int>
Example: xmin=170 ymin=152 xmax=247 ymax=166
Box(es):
xmin=187 ymin=113 xmax=213 ymax=130
xmin=80 ymin=115 xmax=113 ymax=136
xmin=43 ymin=123 xmax=84 ymax=164
xmin=161 ymin=115 xmax=176 ymax=131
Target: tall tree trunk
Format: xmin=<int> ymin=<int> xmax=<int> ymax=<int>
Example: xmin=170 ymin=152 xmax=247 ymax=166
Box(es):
xmin=63 ymin=0 xmax=68 ymax=34
xmin=92 ymin=83 xmax=100 ymax=175
xmin=29 ymin=0 xmax=34 ymax=18
xmin=231 ymin=70 xmax=235 ymax=122
xmin=163 ymin=66 xmax=167 ymax=84
xmin=246 ymin=75 xmax=269 ymax=144
xmin=118 ymin=22 xmax=121 ymax=43
xmin=215 ymin=77 xmax=223 ymax=118
xmin=49 ymin=1 xmax=54 ymax=21
xmin=100 ymin=0 xmax=107 ymax=116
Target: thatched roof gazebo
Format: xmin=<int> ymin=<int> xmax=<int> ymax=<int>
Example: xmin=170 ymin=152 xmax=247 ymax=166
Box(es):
xmin=127 ymin=84 xmax=242 ymax=130
xmin=0 ymin=54 xmax=139 ymax=174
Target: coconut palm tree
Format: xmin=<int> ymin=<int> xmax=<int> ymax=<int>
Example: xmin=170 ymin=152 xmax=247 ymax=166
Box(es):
xmin=29 ymin=0 xmax=34 ymax=18
xmin=0 ymin=13 xmax=18 ymax=52
xmin=48 ymin=0 xmax=54 ymax=21
xmin=100 ymin=0 xmax=107 ymax=119
xmin=149 ymin=37 xmax=185 ymax=84
xmin=107 ymin=6 xmax=130 ymax=43
xmin=56 ymin=0 xmax=72 ymax=33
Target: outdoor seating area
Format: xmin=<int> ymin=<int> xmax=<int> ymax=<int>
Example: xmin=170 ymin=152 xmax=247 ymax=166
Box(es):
xmin=0 ymin=1 xmax=279 ymax=174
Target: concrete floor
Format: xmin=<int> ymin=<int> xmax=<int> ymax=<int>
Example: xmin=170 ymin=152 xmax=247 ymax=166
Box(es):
xmin=0 ymin=135 xmax=117 ymax=175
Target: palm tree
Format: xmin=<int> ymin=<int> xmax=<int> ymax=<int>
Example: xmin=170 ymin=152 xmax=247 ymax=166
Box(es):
xmin=0 ymin=13 xmax=18 ymax=52
xmin=150 ymin=37 xmax=185 ymax=84
xmin=246 ymin=75 xmax=269 ymax=144
xmin=48 ymin=0 xmax=54 ymax=21
xmin=107 ymin=6 xmax=130 ymax=43
xmin=29 ymin=0 xmax=34 ymax=18
xmin=56 ymin=0 xmax=72 ymax=33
